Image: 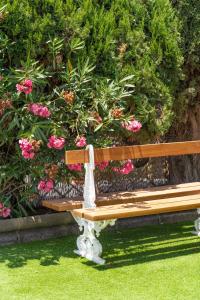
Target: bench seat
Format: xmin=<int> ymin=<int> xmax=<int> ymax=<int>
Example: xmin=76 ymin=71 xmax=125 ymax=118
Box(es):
xmin=42 ymin=141 xmax=200 ymax=265
xmin=42 ymin=198 xmax=83 ymax=211
xmin=42 ymin=181 xmax=200 ymax=211
xmin=72 ymin=193 xmax=200 ymax=221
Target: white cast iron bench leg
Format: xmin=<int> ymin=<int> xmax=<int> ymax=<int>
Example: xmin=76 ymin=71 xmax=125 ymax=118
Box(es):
xmin=73 ymin=215 xmax=116 ymax=265
xmin=73 ymin=144 xmax=116 ymax=265
xmin=192 ymin=208 xmax=200 ymax=236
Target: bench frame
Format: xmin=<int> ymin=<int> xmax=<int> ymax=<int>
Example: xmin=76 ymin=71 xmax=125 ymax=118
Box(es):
xmin=72 ymin=145 xmax=116 ymax=264
xmin=69 ymin=143 xmax=200 ymax=265
xmin=194 ymin=208 xmax=200 ymax=236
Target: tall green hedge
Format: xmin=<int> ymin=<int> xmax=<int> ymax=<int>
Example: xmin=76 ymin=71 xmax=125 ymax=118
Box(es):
xmin=1 ymin=0 xmax=183 ymax=139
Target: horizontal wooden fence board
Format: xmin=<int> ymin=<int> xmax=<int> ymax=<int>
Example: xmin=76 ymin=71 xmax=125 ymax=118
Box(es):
xmin=73 ymin=194 xmax=200 ymax=221
xmin=65 ymin=140 xmax=200 ymax=164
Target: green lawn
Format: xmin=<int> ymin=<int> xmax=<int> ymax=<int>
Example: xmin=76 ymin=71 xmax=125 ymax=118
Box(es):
xmin=0 ymin=222 xmax=200 ymax=300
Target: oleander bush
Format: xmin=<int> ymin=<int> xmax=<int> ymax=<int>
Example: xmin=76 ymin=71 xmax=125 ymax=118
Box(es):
xmin=0 ymin=0 xmax=183 ymax=217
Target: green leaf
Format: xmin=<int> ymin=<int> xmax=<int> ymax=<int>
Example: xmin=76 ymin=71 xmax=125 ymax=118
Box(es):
xmin=94 ymin=123 xmax=103 ymax=132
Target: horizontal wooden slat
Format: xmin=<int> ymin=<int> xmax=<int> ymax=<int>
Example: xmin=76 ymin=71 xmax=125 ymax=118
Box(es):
xmin=42 ymin=182 xmax=200 ymax=211
xmin=73 ymin=194 xmax=200 ymax=221
xmin=96 ymin=182 xmax=200 ymax=205
xmin=65 ymin=140 xmax=200 ymax=164
xmin=42 ymin=198 xmax=82 ymax=211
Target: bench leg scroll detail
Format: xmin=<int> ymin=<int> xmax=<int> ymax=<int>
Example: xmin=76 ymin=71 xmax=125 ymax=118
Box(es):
xmin=192 ymin=208 xmax=200 ymax=237
xmin=73 ymin=215 xmax=116 ymax=265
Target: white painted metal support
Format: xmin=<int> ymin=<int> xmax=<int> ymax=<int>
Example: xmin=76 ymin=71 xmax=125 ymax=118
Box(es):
xmin=192 ymin=208 xmax=200 ymax=236
xmin=83 ymin=144 xmax=96 ymax=209
xmin=73 ymin=144 xmax=116 ymax=264
xmin=73 ymin=215 xmax=116 ymax=264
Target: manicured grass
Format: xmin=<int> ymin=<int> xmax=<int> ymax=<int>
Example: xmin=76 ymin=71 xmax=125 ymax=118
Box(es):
xmin=0 ymin=222 xmax=200 ymax=300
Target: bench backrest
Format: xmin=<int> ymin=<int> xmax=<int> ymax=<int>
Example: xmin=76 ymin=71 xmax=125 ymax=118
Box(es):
xmin=65 ymin=140 xmax=200 ymax=165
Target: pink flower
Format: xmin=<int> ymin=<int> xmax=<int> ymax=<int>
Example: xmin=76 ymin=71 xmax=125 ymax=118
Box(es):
xmin=28 ymin=103 xmax=51 ymax=118
xmin=39 ymin=106 xmax=51 ymax=118
xmin=38 ymin=180 xmax=46 ymax=190
xmin=38 ymin=179 xmax=54 ymax=193
xmin=16 ymin=79 xmax=33 ymax=95
xmin=121 ymin=119 xmax=142 ymax=133
xmin=1 ymin=207 xmax=11 ymax=218
xmin=47 ymin=136 xmax=65 ymax=150
xmin=22 ymin=150 xmax=35 ymax=159
xmin=24 ymin=79 xmax=32 ymax=87
xmin=120 ymin=160 xmax=134 ymax=174
xmin=19 ymin=138 xmax=33 ymax=152
xmin=45 ymin=180 xmax=54 ymax=192
xmin=67 ymin=163 xmax=82 ymax=172
xmin=75 ymin=136 xmax=87 ymax=147
xmin=113 ymin=160 xmax=134 ymax=175
xmin=0 ymin=203 xmax=11 ymax=218
xmin=19 ymin=139 xmax=35 ymax=160
xmin=28 ymin=103 xmax=40 ymax=114
xmin=96 ymin=161 xmax=109 ymax=171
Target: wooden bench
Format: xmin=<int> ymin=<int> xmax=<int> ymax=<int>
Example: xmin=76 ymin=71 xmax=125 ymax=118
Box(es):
xmin=42 ymin=141 xmax=200 ymax=265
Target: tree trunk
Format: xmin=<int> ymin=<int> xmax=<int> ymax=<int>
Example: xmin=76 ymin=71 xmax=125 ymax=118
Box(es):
xmin=168 ymin=104 xmax=200 ymax=184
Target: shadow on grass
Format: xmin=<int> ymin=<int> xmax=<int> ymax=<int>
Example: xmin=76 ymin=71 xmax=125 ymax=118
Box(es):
xmin=0 ymin=222 xmax=200 ymax=270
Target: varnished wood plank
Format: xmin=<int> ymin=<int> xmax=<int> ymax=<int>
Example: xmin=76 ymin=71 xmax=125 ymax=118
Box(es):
xmin=42 ymin=182 xmax=200 ymax=211
xmin=65 ymin=140 xmax=200 ymax=164
xmin=42 ymin=198 xmax=82 ymax=211
xmin=73 ymin=194 xmax=200 ymax=221
xmin=96 ymin=182 xmax=200 ymax=205
xmin=65 ymin=149 xmax=89 ymax=164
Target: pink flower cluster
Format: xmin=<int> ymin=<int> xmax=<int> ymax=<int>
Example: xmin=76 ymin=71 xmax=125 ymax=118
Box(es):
xmin=19 ymin=139 xmax=35 ymax=159
xmin=95 ymin=161 xmax=109 ymax=171
xmin=113 ymin=160 xmax=134 ymax=175
xmin=121 ymin=119 xmax=142 ymax=133
xmin=67 ymin=163 xmax=82 ymax=172
xmin=0 ymin=203 xmax=11 ymax=218
xmin=28 ymin=103 xmax=51 ymax=118
xmin=47 ymin=136 xmax=65 ymax=150
xmin=16 ymin=79 xmax=33 ymax=95
xmin=67 ymin=161 xmax=109 ymax=173
xmin=75 ymin=136 xmax=87 ymax=147
xmin=38 ymin=179 xmax=54 ymax=193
